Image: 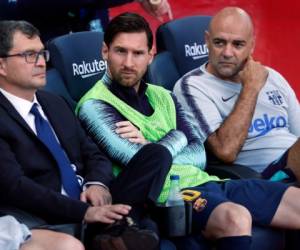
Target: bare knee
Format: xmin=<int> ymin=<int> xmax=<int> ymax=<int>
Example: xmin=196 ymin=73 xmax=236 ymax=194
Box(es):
xmin=56 ymin=234 xmax=84 ymax=250
xmin=204 ymin=202 xmax=252 ymax=239
xmin=271 ymin=186 xmax=300 ymax=229
xmin=23 ymin=230 xmax=85 ymax=250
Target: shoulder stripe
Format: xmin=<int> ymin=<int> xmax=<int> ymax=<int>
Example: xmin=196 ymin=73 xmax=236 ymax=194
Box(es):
xmin=179 ymin=68 xmax=213 ymax=138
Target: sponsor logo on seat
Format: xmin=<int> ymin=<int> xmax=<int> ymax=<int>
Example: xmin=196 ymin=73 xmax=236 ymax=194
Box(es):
xmin=72 ymin=59 xmax=107 ymax=79
xmin=184 ymin=43 xmax=208 ymax=60
xmin=248 ymin=113 xmax=287 ymax=137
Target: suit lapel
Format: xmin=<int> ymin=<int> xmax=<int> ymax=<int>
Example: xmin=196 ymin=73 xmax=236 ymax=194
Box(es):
xmin=0 ymin=90 xmax=73 ymax=160
xmin=0 ymin=92 xmax=35 ymax=135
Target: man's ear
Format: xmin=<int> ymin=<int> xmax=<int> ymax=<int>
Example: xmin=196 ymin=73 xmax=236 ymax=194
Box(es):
xmin=250 ymin=35 xmax=256 ymax=54
xmin=102 ymin=42 xmax=108 ymax=61
xmin=204 ymin=30 xmax=210 ymax=48
xmin=148 ymin=47 xmax=155 ymax=65
xmin=0 ymin=58 xmax=7 ymax=77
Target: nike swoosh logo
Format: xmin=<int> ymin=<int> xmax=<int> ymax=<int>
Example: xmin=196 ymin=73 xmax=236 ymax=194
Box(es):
xmin=222 ymin=94 xmax=237 ymax=102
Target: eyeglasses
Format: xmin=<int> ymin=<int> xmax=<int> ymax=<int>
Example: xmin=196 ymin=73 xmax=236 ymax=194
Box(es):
xmin=2 ymin=50 xmax=50 ymax=64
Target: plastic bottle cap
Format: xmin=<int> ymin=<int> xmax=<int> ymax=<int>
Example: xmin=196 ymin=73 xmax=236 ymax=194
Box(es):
xmin=170 ymin=175 xmax=180 ymax=180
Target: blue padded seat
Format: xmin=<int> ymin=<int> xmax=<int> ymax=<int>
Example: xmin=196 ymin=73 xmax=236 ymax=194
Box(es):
xmin=45 ymin=31 xmax=106 ymax=109
xmin=156 ymin=15 xmax=211 ymax=76
xmin=147 ymin=16 xmax=211 ymax=90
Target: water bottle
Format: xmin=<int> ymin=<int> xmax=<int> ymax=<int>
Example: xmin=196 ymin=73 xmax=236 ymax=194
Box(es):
xmin=166 ymin=175 xmax=184 ymax=207
xmin=164 ymin=175 xmax=186 ymax=236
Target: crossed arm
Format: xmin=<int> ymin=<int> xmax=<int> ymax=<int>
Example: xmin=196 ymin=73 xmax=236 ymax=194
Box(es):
xmin=78 ymin=97 xmax=205 ymax=169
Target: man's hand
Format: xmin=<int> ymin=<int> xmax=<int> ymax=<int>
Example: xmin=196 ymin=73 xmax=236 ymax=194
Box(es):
xmin=84 ymin=204 xmax=131 ymax=224
xmin=208 ymin=57 xmax=268 ymax=163
xmin=239 ymin=57 xmax=268 ymax=93
xmin=115 ymin=121 xmax=148 ymax=145
xmin=80 ymin=185 xmax=112 ymax=206
xmin=139 ymin=0 xmax=173 ymax=22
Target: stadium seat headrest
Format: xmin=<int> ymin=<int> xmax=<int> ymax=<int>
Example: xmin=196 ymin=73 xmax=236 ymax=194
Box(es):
xmin=156 ymin=16 xmax=211 ymax=76
xmin=47 ymin=31 xmax=106 ymax=102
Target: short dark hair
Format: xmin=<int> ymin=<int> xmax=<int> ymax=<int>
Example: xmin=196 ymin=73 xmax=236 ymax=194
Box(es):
xmin=104 ymin=12 xmax=153 ymax=50
xmin=0 ymin=20 xmax=40 ymax=57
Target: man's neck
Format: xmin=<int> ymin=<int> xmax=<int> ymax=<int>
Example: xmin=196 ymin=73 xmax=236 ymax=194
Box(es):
xmin=206 ymin=63 xmax=240 ymax=83
xmin=0 ymin=85 xmax=35 ymax=102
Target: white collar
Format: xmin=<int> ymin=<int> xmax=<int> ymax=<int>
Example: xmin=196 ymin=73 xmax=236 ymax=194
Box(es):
xmin=0 ymin=88 xmax=39 ymax=118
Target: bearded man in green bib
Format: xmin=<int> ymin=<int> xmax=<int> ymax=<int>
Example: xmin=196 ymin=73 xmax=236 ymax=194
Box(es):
xmin=77 ymin=11 xmax=300 ymax=250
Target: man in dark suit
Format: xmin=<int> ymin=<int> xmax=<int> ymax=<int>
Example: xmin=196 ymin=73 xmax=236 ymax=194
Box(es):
xmin=0 ymin=20 xmax=172 ymax=249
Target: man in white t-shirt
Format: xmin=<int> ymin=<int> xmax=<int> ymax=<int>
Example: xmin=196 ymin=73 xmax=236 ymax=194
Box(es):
xmin=174 ymin=7 xmax=300 ymax=181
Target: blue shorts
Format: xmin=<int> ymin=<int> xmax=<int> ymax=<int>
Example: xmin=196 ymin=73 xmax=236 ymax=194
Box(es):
xmin=185 ymin=179 xmax=289 ymax=231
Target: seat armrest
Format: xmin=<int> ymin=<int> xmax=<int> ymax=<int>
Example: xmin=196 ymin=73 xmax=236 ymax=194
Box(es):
xmin=206 ymin=164 xmax=262 ymax=179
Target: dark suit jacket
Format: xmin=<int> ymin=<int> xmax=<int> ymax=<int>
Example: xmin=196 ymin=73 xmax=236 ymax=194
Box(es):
xmin=0 ymin=90 xmax=113 ymax=224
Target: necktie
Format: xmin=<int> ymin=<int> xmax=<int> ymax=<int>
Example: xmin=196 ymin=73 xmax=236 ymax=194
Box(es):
xmin=30 ymin=103 xmax=81 ymax=199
